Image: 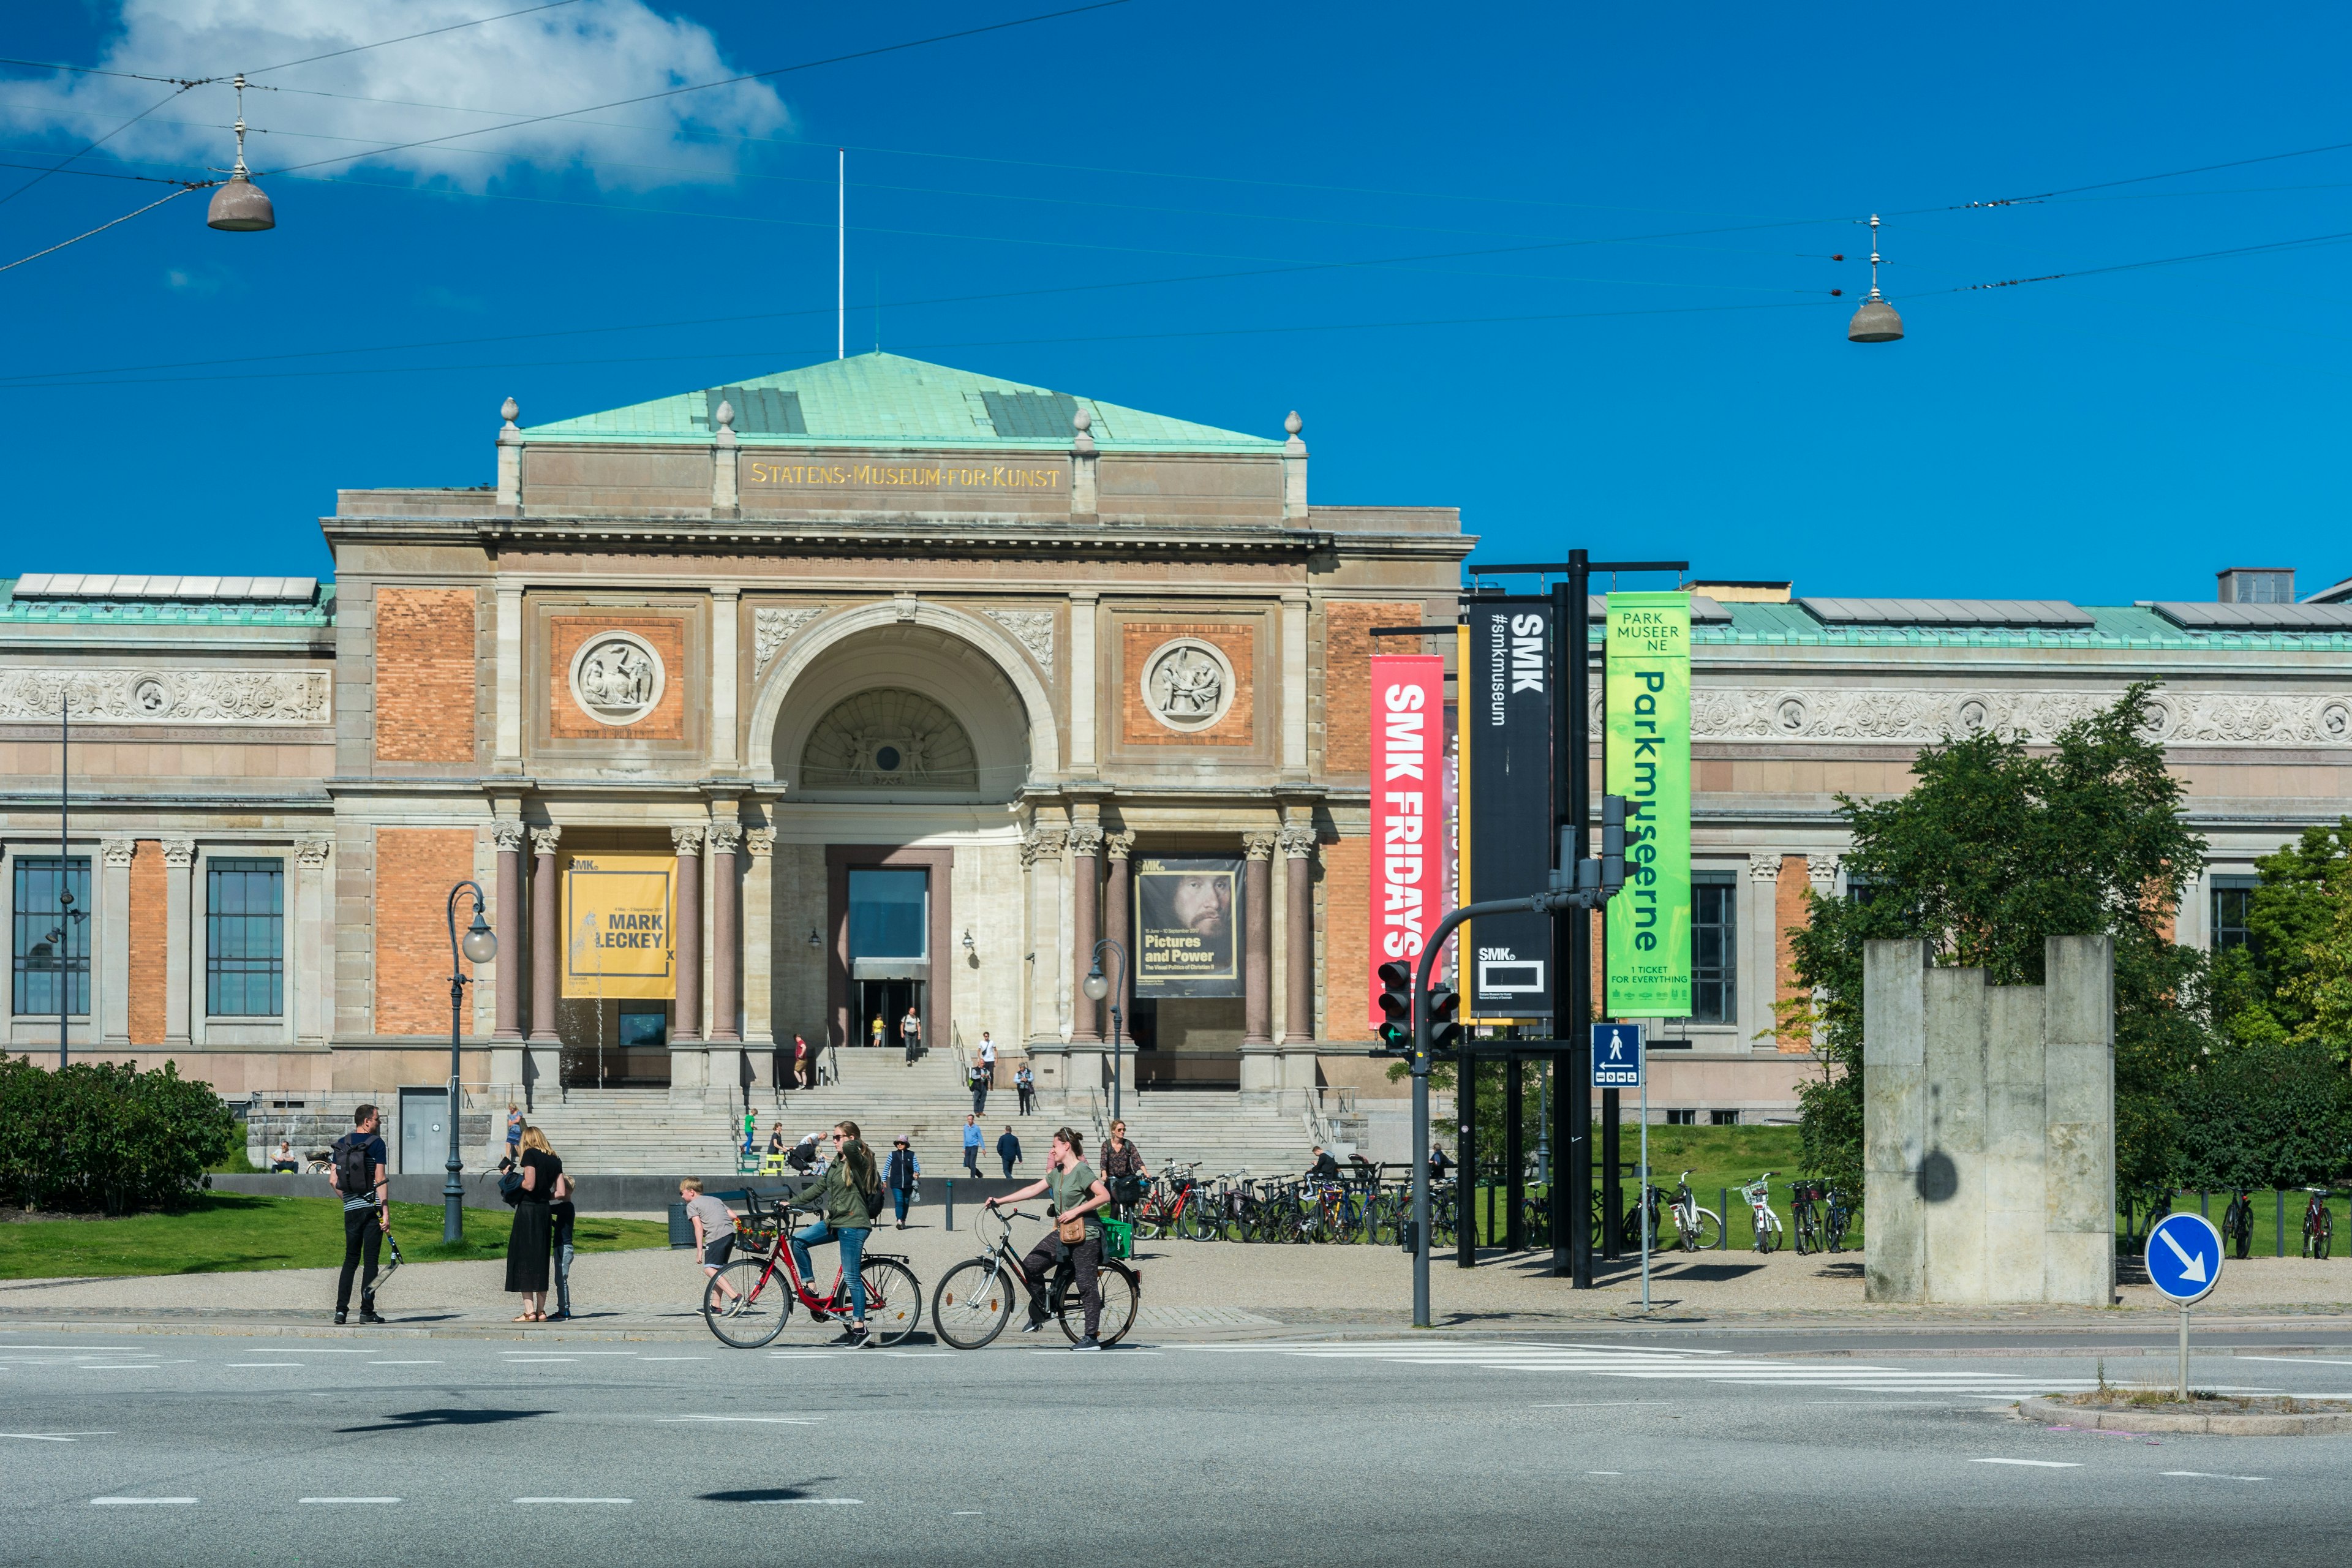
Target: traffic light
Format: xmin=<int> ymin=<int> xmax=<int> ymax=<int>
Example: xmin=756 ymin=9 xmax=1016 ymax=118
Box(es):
xmin=1372 ymin=959 xmax=1414 ymax=1057
xmin=1600 ymin=794 xmax=1627 ymax=894
xmin=1424 ymin=982 xmax=1462 ymax=1059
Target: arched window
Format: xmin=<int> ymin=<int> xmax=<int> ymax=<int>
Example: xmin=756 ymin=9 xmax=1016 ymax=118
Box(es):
xmin=798 ymin=688 xmax=979 ymax=791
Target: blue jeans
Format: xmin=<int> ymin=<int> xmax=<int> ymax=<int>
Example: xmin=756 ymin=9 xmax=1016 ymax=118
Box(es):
xmin=891 ymin=1188 xmax=909 ymax=1223
xmin=790 ymin=1219 xmax=870 ymax=1320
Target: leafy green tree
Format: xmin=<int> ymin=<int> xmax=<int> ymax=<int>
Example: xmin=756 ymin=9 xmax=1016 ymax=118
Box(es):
xmin=2173 ymin=1039 xmax=2352 ymax=1191
xmin=1787 ymin=684 xmax=2207 ymax=1197
xmin=0 ymin=1055 xmax=235 ymax=1214
xmin=2214 ymin=819 xmax=2352 ymax=1050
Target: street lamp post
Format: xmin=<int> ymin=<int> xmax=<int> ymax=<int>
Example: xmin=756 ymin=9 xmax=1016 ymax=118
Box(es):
xmin=443 ymin=881 xmax=497 ymax=1245
xmin=1083 ymin=939 xmax=1128 ymax=1126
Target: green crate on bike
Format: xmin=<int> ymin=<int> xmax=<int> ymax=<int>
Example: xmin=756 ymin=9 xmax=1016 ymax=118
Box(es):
xmin=1101 ymin=1217 xmax=1133 ymax=1261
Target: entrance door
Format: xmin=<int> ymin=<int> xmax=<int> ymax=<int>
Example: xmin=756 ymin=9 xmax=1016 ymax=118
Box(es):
xmin=398 ymin=1087 xmax=448 ymax=1175
xmin=855 ymin=978 xmax=925 ymax=1055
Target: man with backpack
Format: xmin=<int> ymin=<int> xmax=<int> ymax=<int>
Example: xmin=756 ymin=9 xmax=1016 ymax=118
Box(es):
xmin=331 ymin=1104 xmax=390 ymax=1325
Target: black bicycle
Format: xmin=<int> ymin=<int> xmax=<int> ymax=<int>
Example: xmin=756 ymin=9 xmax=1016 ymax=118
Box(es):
xmin=931 ymin=1203 xmax=1140 ymax=1349
xmin=2222 ymin=1188 xmax=2254 ymax=1261
xmin=1822 ymin=1183 xmax=1853 ymax=1254
xmin=1790 ymin=1178 xmax=1824 ymax=1256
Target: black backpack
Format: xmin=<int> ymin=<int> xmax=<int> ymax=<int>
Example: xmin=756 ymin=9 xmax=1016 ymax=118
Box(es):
xmin=333 ymin=1133 xmax=375 ymax=1200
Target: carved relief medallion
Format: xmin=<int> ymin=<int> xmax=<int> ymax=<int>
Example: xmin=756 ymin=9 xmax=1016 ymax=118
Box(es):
xmin=567 ymin=631 xmax=666 ymax=726
xmin=1139 ymin=638 xmax=1235 ymax=733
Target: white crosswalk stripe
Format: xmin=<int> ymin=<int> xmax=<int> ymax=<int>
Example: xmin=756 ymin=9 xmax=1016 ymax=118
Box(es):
xmin=1189 ymin=1341 xmax=2283 ymax=1400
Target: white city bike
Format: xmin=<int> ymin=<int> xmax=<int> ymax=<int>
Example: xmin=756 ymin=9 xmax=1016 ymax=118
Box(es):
xmin=1668 ymin=1170 xmax=1723 ymax=1252
xmin=1738 ymin=1172 xmax=1784 ymax=1254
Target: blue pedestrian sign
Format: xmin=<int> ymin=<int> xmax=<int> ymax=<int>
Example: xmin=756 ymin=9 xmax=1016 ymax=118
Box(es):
xmin=1591 ymin=1023 xmax=1644 ymax=1088
xmin=2144 ymin=1211 xmax=2223 ymax=1306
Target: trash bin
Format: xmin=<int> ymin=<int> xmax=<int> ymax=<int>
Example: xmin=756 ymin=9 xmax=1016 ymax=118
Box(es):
xmin=668 ymin=1200 xmax=693 ymax=1248
xmin=1102 ymin=1217 xmax=1134 ymax=1261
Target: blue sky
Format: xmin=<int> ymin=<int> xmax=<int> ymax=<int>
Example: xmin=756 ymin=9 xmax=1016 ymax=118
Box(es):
xmin=3 ymin=1 xmax=2346 ymax=603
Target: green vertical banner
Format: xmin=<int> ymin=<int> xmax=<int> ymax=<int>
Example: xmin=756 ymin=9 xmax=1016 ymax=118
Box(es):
xmin=1605 ymin=592 xmax=1691 ymax=1016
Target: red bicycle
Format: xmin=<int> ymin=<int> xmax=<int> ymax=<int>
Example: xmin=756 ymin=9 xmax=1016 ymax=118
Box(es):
xmin=701 ymin=1191 xmax=924 ymax=1348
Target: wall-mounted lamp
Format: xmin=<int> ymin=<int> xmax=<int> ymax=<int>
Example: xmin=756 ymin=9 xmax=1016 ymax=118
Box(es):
xmin=961 ymin=930 xmax=975 ymax=953
xmin=807 ymin=928 xmax=821 ymax=949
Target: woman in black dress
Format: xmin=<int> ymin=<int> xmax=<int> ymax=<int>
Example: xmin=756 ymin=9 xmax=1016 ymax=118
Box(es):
xmin=505 ymin=1126 xmax=561 ymax=1321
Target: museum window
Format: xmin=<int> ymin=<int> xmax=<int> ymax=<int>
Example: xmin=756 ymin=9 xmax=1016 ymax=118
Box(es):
xmin=12 ymin=856 xmax=90 ymax=1016
xmin=1709 ymin=1109 xmax=1741 ymax=1126
xmin=1665 ymin=1108 xmax=1697 ymax=1126
xmin=206 ymin=858 xmax=285 ymax=1016
xmin=1689 ymin=871 xmax=1736 ymax=1024
xmin=2209 ymin=875 xmax=2256 ymax=954
xmin=848 ymin=869 xmax=928 ymax=959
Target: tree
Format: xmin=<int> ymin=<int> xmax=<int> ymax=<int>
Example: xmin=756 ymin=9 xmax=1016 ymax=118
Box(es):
xmin=1787 ymin=684 xmax=2208 ymax=1197
xmin=2214 ymin=818 xmax=2352 ymax=1051
xmin=2174 ymin=1039 xmax=2352 ymax=1191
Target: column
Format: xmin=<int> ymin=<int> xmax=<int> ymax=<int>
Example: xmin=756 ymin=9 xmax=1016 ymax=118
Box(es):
xmin=99 ymin=839 xmax=134 ymax=1047
xmin=295 ymin=838 xmax=332 ymax=1047
xmin=1743 ymin=853 xmax=1781 ymax=1054
xmin=710 ymin=589 xmax=741 ymax=772
xmin=1242 ymin=832 xmax=1275 ymax=1047
xmin=1280 ymin=823 xmax=1317 ymax=1043
xmin=708 ymin=823 xmax=742 ymax=1043
xmin=491 ymin=821 xmax=526 ymax=1042
xmin=1068 ymin=824 xmax=1102 ymax=1043
xmin=671 ymin=826 xmax=705 ymax=1044
xmin=529 ymin=827 xmax=561 ymax=1044
xmin=742 ymin=828 xmax=775 ymax=1060
xmin=162 ymin=838 xmax=194 ymax=1046
xmin=1021 ymin=828 xmax=1069 ymax=1097
xmin=1103 ymin=832 xmax=1133 ymax=1098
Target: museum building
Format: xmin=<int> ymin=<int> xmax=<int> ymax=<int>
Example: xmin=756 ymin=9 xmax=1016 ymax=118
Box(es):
xmin=3 ymin=352 xmax=2350 ymax=1161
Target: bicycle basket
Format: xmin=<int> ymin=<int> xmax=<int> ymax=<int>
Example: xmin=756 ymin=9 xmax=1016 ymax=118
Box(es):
xmin=1102 ymin=1217 xmax=1134 ymax=1261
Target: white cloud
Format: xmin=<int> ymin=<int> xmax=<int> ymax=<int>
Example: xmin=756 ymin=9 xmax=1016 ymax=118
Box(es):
xmin=1 ymin=0 xmax=792 ymax=192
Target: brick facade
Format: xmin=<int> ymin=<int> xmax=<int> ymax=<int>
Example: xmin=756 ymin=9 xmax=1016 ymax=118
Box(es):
xmin=374 ymin=587 xmax=478 ymax=763
xmin=1321 ymin=835 xmax=1370 ymax=1039
xmin=372 ymin=827 xmax=478 ymax=1036
xmin=1321 ymin=601 xmax=1425 ymax=776
xmin=127 ymin=839 xmax=165 ymax=1046
xmin=1118 ymin=620 xmax=1256 ymax=747
xmin=1774 ymin=853 xmax=1811 ymax=1050
xmin=547 ymin=614 xmax=689 ymax=741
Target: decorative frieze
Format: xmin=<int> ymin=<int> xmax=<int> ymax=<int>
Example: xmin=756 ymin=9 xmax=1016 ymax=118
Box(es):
xmin=752 ymin=606 xmax=825 ymax=675
xmin=1689 ymin=685 xmax=2352 ymax=747
xmin=982 ymin=609 xmax=1055 ymax=674
xmin=0 ymin=668 xmax=330 ymax=725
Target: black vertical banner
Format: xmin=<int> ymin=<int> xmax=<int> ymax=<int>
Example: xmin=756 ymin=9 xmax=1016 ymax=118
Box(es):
xmin=1462 ymin=598 xmax=1555 ymax=1020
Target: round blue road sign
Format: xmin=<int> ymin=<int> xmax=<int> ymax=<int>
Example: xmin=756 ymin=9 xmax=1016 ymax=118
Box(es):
xmin=2144 ymin=1211 xmax=2223 ymax=1305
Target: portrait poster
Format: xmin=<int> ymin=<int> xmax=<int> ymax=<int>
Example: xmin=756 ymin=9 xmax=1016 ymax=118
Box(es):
xmin=1134 ymin=856 xmax=1244 ymax=997
xmin=562 ymin=853 xmax=676 ymax=1000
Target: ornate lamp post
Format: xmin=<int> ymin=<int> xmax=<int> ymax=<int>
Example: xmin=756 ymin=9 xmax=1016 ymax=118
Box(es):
xmin=1082 ymin=938 xmax=1128 ymax=1125
xmin=444 ymin=881 xmax=497 ymax=1244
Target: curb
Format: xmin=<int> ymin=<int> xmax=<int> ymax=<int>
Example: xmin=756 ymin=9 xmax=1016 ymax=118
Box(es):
xmin=2016 ymin=1394 xmax=2352 ymax=1436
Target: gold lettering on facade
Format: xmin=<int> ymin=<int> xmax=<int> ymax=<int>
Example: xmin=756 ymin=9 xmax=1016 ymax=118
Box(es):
xmin=742 ymin=459 xmax=1063 ymax=491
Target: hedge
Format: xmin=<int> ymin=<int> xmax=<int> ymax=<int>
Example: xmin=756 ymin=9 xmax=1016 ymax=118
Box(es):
xmin=2173 ymin=1040 xmax=2352 ymax=1193
xmin=0 ymin=1055 xmax=236 ymax=1214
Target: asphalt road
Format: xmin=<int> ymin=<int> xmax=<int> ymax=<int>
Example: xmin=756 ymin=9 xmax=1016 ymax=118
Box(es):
xmin=6 ymin=1324 xmax=2351 ymax=1567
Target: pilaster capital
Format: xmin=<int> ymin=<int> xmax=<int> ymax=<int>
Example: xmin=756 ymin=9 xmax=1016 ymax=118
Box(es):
xmin=1748 ymin=851 xmax=1784 ymax=883
xmin=1103 ymin=831 xmax=1136 ymax=862
xmin=296 ymin=837 xmax=333 ymax=870
xmin=744 ymin=827 xmax=775 ymax=858
xmin=491 ymin=820 xmax=529 ymax=854
xmin=1020 ymin=829 xmax=1068 ymax=867
xmin=530 ymin=825 xmax=562 ymax=858
xmin=1806 ymin=853 xmax=1840 ymax=892
xmin=1068 ymin=824 xmax=1105 ymax=859
xmin=672 ymin=824 xmax=707 ymax=855
xmin=1278 ymin=824 xmax=1319 ymax=861
xmin=161 ymin=837 xmax=195 ymax=869
xmin=100 ymin=839 xmax=136 ymax=869
xmin=1244 ymin=831 xmax=1278 ymax=861
xmin=707 ymin=821 xmax=744 ymax=855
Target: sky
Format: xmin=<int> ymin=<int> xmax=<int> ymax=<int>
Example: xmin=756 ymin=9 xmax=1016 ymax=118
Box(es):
xmin=2 ymin=0 xmax=2347 ymax=603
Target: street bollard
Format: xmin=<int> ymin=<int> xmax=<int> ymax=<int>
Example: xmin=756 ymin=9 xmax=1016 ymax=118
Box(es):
xmin=2278 ymin=1189 xmax=2286 ymax=1257
xmin=1719 ymin=1188 xmax=1729 ymax=1250
xmin=2199 ymin=1189 xmax=2209 ymax=1219
xmin=946 ymin=1178 xmax=954 ymax=1232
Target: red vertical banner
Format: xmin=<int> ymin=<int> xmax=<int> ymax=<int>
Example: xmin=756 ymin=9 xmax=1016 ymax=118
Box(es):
xmin=1367 ymin=654 xmax=1447 ymax=1028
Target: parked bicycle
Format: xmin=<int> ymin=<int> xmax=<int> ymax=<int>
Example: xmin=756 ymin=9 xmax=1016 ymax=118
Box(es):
xmin=700 ymin=1191 xmax=922 ymax=1349
xmin=1822 ymin=1182 xmax=1853 ymax=1253
xmin=1737 ymin=1172 xmax=1783 ymax=1254
xmin=1790 ymin=1178 xmax=1825 ymax=1256
xmin=2304 ymin=1187 xmax=2335 ymax=1261
xmin=931 ymin=1202 xmax=1139 ymax=1349
xmin=2222 ymin=1188 xmax=2254 ymax=1261
xmin=1668 ymin=1171 xmax=1722 ymax=1252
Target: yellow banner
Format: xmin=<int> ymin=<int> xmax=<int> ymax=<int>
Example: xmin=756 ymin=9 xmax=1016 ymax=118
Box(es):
xmin=562 ymin=854 xmax=676 ymax=1000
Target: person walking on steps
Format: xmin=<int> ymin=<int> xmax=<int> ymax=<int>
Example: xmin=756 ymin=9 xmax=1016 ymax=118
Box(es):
xmin=900 ymin=1005 xmax=922 ymax=1065
xmin=793 ymin=1033 xmax=811 ymax=1090
xmin=884 ymin=1134 xmax=921 ymax=1229
xmin=997 ymin=1125 xmax=1022 ymax=1180
xmin=962 ymin=1114 xmax=983 ymax=1180
xmin=985 ymin=1126 xmax=1111 ymax=1351
xmin=1015 ymin=1065 xmax=1035 ymax=1116
xmin=970 ymin=1061 xmax=989 ymax=1117
xmin=870 ymin=1012 xmax=886 ymax=1049
xmin=330 ymin=1104 xmax=389 ymax=1325
xmin=787 ymin=1121 xmax=882 ymax=1345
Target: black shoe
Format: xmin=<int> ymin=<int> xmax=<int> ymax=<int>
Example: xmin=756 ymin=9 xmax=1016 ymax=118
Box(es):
xmin=1071 ymin=1337 xmax=1104 ymax=1352
xmin=360 ymin=1309 xmax=386 ymax=1325
xmin=1019 ymin=1317 xmax=1047 ymax=1334
xmin=834 ymin=1327 xmax=868 ymax=1347
xmin=334 ymin=1310 xmax=348 ymax=1325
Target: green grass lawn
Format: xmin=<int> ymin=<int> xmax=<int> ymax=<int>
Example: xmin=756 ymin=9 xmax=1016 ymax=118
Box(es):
xmin=1464 ymin=1123 xmax=1851 ymax=1248
xmin=0 ymin=1194 xmax=669 ymax=1280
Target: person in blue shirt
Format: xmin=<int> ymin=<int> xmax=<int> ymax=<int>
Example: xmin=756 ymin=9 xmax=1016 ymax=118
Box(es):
xmin=997 ymin=1126 xmax=1023 ymax=1180
xmin=962 ymin=1114 xmax=983 ymax=1180
xmin=330 ymin=1104 xmax=389 ymax=1326
xmin=884 ymin=1134 xmax=921 ymax=1229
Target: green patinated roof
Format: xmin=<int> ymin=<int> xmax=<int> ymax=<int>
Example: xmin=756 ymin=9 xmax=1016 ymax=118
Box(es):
xmin=521 ymin=352 xmax=1283 ymax=453
xmin=0 ymin=579 xmax=336 ymax=626
xmin=1672 ymin=601 xmax=2352 ymax=652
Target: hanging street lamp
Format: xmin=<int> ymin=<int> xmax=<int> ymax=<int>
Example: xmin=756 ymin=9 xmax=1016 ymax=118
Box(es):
xmin=206 ymin=75 xmax=276 ymax=232
xmin=1847 ymin=213 xmax=1902 ymax=342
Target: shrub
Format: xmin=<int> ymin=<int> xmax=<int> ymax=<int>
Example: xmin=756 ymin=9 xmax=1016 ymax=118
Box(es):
xmin=0 ymin=1055 xmax=236 ymax=1214
xmin=2173 ymin=1039 xmax=2352 ymax=1192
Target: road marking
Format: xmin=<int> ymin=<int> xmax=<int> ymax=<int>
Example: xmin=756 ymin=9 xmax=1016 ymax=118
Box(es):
xmin=952 ymin=1510 xmax=986 ymax=1515
xmin=2236 ymin=1356 xmax=2352 ymax=1367
xmin=514 ymin=1497 xmax=631 ymax=1504
xmin=301 ymin=1497 xmax=402 ymax=1504
xmin=507 ymin=1351 xmax=639 ymax=1356
xmin=745 ymin=1498 xmax=862 ymax=1506
xmin=503 ymin=1357 xmax=580 ymax=1363
xmin=660 ymin=1416 xmax=820 ymax=1425
xmin=372 ymin=1360 xmax=443 ymax=1366
xmin=1973 ymin=1458 xmax=2082 ymax=1469
xmin=2162 ymin=1472 xmax=2269 ymax=1482
xmin=225 ymin=1363 xmax=307 ymax=1368
xmin=92 ymin=1497 xmax=196 ymax=1506
xmin=0 ymin=1431 xmax=112 ymax=1441
xmin=1583 ymin=1471 xmax=1623 ymax=1476
xmin=639 ymin=1357 xmax=711 ymax=1362
xmin=77 ymin=1365 xmax=157 ymax=1371
xmin=263 ymin=1349 xmax=377 ymax=1354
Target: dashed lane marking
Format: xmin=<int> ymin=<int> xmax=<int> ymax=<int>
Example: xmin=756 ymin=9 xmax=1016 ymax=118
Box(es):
xmin=301 ymin=1497 xmax=402 ymax=1504
xmin=660 ymin=1416 xmax=820 ymax=1425
xmin=0 ymin=1431 xmax=112 ymax=1441
xmin=1974 ymin=1459 xmax=2082 ymax=1469
xmin=514 ymin=1497 xmax=631 ymax=1504
xmin=2162 ymin=1472 xmax=2269 ymax=1482
xmin=91 ymin=1497 xmax=195 ymax=1506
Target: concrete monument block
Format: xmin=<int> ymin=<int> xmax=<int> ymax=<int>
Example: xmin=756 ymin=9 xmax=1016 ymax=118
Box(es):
xmin=1863 ymin=935 xmax=2114 ymax=1306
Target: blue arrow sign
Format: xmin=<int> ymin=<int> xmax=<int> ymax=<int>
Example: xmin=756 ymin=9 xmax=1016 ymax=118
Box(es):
xmin=2144 ymin=1211 xmax=2223 ymax=1305
xmin=1591 ymin=1023 xmax=1644 ymax=1088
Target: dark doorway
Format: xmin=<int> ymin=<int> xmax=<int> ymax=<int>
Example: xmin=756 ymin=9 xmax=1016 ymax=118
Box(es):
xmin=560 ymin=1001 xmax=673 ymax=1088
xmin=854 ymin=979 xmax=925 ymax=1055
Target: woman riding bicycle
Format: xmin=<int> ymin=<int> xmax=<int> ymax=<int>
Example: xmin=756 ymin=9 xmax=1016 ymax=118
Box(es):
xmin=790 ymin=1121 xmax=882 ymax=1346
xmin=984 ymin=1125 xmax=1112 ymax=1350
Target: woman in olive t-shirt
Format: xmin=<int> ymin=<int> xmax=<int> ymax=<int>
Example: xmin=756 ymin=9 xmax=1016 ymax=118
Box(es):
xmin=984 ymin=1126 xmax=1112 ymax=1348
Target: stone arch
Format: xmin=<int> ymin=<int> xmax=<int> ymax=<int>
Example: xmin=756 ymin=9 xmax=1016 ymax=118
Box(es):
xmin=745 ymin=600 xmax=1058 ymax=793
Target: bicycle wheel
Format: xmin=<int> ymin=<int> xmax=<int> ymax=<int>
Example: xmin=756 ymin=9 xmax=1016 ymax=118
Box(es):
xmin=1057 ymin=1257 xmax=1140 ymax=1346
xmin=858 ymin=1256 xmax=922 ymax=1347
xmin=703 ymin=1258 xmax=792 ymax=1349
xmin=1686 ymin=1207 xmax=1724 ymax=1251
xmin=2320 ymin=1209 xmax=2335 ymax=1262
xmin=932 ymin=1258 xmax=1016 ymax=1351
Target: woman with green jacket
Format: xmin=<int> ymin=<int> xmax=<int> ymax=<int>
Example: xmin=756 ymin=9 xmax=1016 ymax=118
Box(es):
xmin=789 ymin=1120 xmax=882 ymax=1344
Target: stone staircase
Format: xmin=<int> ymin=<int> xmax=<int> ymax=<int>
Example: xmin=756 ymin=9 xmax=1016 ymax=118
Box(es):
xmin=519 ymin=1052 xmax=1321 ymax=1177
